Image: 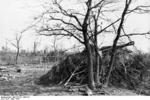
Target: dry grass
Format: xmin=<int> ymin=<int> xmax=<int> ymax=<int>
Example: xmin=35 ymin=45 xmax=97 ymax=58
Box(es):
xmin=0 ymin=63 xmax=139 ymax=96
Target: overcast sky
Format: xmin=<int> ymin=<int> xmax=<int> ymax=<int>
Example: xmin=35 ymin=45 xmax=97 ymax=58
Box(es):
xmin=0 ymin=0 xmax=150 ymax=52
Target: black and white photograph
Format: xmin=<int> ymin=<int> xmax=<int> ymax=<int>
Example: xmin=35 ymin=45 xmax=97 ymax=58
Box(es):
xmin=0 ymin=0 xmax=150 ymax=98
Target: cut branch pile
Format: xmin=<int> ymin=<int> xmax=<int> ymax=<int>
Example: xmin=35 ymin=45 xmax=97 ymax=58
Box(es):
xmin=37 ymin=52 xmax=89 ymax=85
xmin=109 ymin=52 xmax=148 ymax=89
xmin=37 ymin=49 xmax=149 ymax=90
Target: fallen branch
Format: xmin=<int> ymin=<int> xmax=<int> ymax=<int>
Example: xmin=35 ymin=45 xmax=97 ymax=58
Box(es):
xmin=74 ymin=69 xmax=87 ymax=76
xmin=99 ymin=41 xmax=134 ymax=52
xmin=64 ymin=67 xmax=78 ymax=86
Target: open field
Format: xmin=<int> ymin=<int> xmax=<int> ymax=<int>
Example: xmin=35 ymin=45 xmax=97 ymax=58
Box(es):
xmin=0 ymin=63 xmax=139 ymax=96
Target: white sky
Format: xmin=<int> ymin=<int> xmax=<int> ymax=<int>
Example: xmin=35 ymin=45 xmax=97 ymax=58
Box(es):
xmin=0 ymin=0 xmax=150 ymax=52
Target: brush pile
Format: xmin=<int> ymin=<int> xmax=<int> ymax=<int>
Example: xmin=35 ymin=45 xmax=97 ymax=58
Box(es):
xmin=37 ymin=51 xmax=89 ymax=85
xmin=109 ymin=52 xmax=148 ymax=89
xmin=37 ymin=49 xmax=149 ymax=91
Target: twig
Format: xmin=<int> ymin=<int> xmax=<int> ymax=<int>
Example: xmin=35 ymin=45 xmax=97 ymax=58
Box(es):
xmin=64 ymin=67 xmax=78 ymax=86
xmin=64 ymin=58 xmax=79 ymax=86
xmin=74 ymin=69 xmax=87 ymax=76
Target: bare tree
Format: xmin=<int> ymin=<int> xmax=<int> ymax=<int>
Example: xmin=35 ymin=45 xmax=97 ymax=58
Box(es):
xmin=33 ymin=41 xmax=38 ymax=56
xmin=36 ymin=0 xmax=150 ymax=89
xmin=37 ymin=0 xmax=109 ymax=89
xmin=51 ymin=35 xmax=60 ymax=61
xmin=37 ymin=0 xmax=123 ymax=89
xmin=104 ymin=0 xmax=150 ymax=87
xmin=10 ymin=32 xmax=23 ymax=64
xmin=33 ymin=40 xmax=41 ymax=56
xmin=104 ymin=0 xmax=132 ymax=87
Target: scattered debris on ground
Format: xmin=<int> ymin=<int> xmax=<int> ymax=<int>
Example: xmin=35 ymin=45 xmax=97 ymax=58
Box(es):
xmin=0 ymin=63 xmax=139 ymax=96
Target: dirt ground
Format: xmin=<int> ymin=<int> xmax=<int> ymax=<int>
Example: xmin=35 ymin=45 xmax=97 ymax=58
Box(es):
xmin=0 ymin=63 xmax=139 ymax=96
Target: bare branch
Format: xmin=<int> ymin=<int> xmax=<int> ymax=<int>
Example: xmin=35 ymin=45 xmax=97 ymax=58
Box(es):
xmin=49 ymin=16 xmax=82 ymax=31
xmin=91 ymin=0 xmax=104 ymax=9
xmin=120 ymin=31 xmax=150 ymax=37
xmin=99 ymin=41 xmax=134 ymax=51
xmin=105 ymin=0 xmax=132 ymax=87
xmin=11 ymin=42 xmax=17 ymax=48
xmin=53 ymin=1 xmax=83 ymax=27
xmin=128 ymin=5 xmax=150 ymax=14
xmin=39 ymin=27 xmax=84 ymax=44
xmin=39 ymin=33 xmax=71 ymax=36
xmin=97 ymin=18 xmax=121 ymax=35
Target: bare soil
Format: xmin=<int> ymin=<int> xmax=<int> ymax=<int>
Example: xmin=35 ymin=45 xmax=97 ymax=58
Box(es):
xmin=0 ymin=63 xmax=138 ymax=96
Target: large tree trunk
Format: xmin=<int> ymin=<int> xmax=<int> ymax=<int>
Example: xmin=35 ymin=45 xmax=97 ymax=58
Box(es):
xmin=93 ymin=14 xmax=101 ymax=86
xmin=86 ymin=43 xmax=95 ymax=90
xmin=83 ymin=26 xmax=95 ymax=90
xmin=82 ymin=0 xmax=95 ymax=90
xmin=94 ymin=45 xmax=103 ymax=86
xmin=95 ymin=53 xmax=100 ymax=85
xmin=94 ymin=36 xmax=101 ymax=86
xmin=83 ymin=27 xmax=95 ymax=90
